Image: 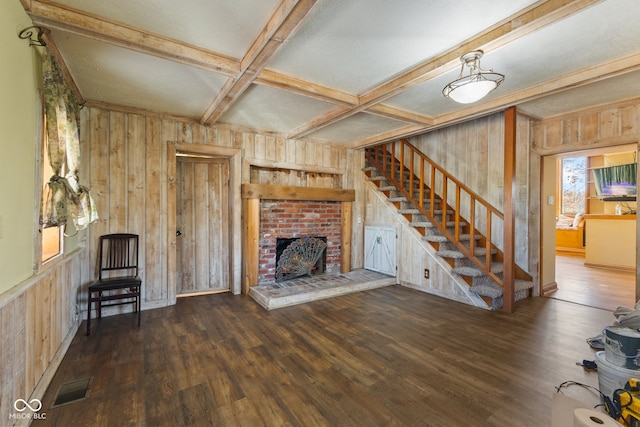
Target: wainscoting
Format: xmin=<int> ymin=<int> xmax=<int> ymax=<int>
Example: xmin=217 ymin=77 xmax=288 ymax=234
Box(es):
xmin=550 ymin=252 xmax=635 ymax=311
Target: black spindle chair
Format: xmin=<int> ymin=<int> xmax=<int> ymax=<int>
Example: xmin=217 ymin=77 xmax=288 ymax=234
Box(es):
xmin=86 ymin=233 xmax=142 ymax=335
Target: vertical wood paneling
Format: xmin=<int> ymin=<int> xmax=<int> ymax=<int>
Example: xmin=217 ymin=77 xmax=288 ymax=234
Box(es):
xmin=194 ymin=162 xmax=209 ymax=290
xmin=128 ymin=115 xmax=146 ymax=279
xmin=209 ymin=164 xmax=221 ymax=288
xmin=254 ymin=134 xmax=266 ymax=160
xmin=220 ymin=161 xmax=230 ymax=286
xmin=532 ymin=99 xmax=640 ymax=154
xmin=178 ymin=159 xmax=195 ymax=293
xmin=109 ymin=112 xmax=127 ymax=231
xmin=89 ymin=109 xmax=109 ymax=279
xmin=145 ymin=117 xmax=163 ymax=302
xmin=1 ymin=299 xmax=15 ymax=415
xmin=0 ymin=251 xmax=85 ymax=426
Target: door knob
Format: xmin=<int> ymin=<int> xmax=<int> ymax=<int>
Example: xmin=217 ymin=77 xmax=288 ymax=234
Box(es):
xmin=176 ymin=230 xmax=183 ymax=236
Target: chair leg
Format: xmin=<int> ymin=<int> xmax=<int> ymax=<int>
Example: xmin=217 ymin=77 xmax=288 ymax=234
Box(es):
xmin=97 ymin=292 xmax=102 ymax=318
xmin=137 ymin=293 xmax=141 ymax=327
xmin=86 ymin=293 xmax=92 ymax=336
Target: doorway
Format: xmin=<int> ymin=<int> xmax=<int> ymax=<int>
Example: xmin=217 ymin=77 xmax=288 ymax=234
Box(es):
xmin=175 ymin=155 xmax=230 ymax=296
xmin=541 ymin=146 xmax=638 ymax=311
xmin=166 ymin=142 xmax=242 ymax=304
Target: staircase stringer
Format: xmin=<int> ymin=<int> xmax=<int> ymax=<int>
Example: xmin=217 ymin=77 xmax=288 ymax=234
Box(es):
xmin=364 ymin=179 xmax=490 ymax=309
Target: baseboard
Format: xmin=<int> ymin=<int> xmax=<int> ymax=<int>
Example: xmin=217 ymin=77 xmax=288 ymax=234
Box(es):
xmin=584 ymin=262 xmax=635 ymax=272
xmin=542 ymin=281 xmax=558 ymax=296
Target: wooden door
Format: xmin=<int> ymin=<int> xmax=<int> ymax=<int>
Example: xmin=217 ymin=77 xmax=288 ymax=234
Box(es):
xmin=176 ymin=157 xmax=230 ymax=295
xmin=364 ymin=226 xmax=396 ymax=276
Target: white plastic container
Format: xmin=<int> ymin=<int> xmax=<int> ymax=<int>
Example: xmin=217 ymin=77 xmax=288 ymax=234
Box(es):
xmin=596 ymin=351 xmax=640 ymax=399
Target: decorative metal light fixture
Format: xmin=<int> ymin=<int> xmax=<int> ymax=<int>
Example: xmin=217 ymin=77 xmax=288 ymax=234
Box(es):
xmin=442 ymin=50 xmax=504 ymax=104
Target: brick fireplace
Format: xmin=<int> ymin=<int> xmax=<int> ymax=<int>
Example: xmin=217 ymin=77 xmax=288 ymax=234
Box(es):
xmin=259 ymin=200 xmax=342 ymax=284
xmin=241 ymin=184 xmax=355 ymax=294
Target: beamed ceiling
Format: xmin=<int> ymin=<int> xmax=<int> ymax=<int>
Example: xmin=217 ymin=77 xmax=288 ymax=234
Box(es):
xmin=19 ymin=0 xmax=640 ymax=147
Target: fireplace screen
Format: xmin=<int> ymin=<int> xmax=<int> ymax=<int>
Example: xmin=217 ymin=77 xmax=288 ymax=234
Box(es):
xmin=275 ymin=237 xmax=327 ymax=282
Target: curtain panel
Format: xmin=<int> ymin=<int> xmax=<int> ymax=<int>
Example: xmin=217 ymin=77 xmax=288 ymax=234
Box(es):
xmin=41 ymin=51 xmax=98 ymax=230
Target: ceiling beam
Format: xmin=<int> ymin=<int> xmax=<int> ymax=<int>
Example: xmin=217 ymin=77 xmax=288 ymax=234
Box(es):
xmin=26 ymin=0 xmax=240 ymax=76
xmin=350 ymin=50 xmax=640 ymax=148
xmin=256 ymin=69 xmax=358 ymax=106
xmin=289 ymin=0 xmax=604 ymax=139
xmin=200 ymin=0 xmax=317 ymax=125
xmin=255 ymin=70 xmax=433 ymax=125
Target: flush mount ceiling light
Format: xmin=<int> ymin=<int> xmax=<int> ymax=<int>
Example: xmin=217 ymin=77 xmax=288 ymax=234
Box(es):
xmin=442 ymin=50 xmax=504 ymax=104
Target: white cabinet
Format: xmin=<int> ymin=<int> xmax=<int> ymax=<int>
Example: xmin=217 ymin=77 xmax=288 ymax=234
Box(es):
xmin=364 ymin=226 xmax=397 ymax=276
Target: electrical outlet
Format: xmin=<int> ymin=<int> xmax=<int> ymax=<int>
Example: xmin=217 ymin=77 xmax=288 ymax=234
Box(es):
xmin=424 ymin=269 xmax=429 ymax=279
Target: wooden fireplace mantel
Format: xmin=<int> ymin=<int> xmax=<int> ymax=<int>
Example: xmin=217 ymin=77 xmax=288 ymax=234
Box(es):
xmin=241 ymin=184 xmax=355 ymax=294
xmin=242 ymin=183 xmax=355 ymax=202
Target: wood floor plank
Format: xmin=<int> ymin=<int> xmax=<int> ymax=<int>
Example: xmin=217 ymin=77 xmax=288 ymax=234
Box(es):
xmin=33 ymin=286 xmax=614 ymax=426
xmin=553 ymin=252 xmax=635 ymax=310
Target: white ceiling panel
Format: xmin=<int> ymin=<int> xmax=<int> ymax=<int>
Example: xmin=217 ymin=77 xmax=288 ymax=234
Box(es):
xmin=52 ymin=31 xmax=228 ymax=118
xmin=307 ymin=112 xmax=408 ymax=143
xmin=44 ymin=0 xmax=281 ymax=58
xmin=519 ymin=70 xmax=640 ymax=119
xmin=220 ymin=85 xmax=337 ymax=134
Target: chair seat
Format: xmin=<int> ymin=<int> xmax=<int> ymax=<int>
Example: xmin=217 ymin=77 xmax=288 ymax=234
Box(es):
xmin=89 ymin=276 xmax=141 ymax=291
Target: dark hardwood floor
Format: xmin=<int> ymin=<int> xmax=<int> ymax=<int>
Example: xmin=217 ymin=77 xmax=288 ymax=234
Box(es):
xmin=550 ymin=252 xmax=636 ymax=311
xmin=35 ymin=286 xmax=613 ymax=426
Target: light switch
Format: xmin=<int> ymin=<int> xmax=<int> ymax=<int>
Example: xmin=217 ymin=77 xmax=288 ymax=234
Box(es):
xmin=547 ymin=196 xmax=554 ymax=205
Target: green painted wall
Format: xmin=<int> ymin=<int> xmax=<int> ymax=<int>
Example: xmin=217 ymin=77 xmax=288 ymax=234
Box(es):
xmin=0 ymin=1 xmax=39 ymax=294
xmin=0 ymin=2 xmax=82 ymax=296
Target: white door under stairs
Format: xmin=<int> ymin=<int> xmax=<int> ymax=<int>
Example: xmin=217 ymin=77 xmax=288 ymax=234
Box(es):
xmin=364 ymin=226 xmax=397 ymax=276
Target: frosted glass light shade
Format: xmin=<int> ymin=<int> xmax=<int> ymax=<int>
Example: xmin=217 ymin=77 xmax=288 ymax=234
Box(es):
xmin=442 ymin=50 xmax=504 ymax=104
xmin=443 ymin=75 xmax=503 ymax=104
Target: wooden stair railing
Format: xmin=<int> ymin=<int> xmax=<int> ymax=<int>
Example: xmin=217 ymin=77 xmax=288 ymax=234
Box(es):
xmin=365 ymin=139 xmax=518 ymax=298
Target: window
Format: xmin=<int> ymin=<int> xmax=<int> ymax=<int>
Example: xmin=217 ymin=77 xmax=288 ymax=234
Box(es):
xmin=561 ymin=156 xmax=587 ymax=214
xmin=41 ymin=120 xmax=63 ymax=262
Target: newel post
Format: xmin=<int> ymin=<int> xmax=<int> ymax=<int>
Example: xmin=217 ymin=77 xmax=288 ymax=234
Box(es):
xmin=503 ymin=106 xmax=517 ymax=313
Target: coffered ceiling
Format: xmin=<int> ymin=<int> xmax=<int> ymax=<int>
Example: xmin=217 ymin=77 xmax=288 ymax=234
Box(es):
xmin=19 ymin=0 xmax=640 ymax=147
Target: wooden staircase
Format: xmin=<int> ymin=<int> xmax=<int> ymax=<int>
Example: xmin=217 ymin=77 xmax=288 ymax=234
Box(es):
xmin=364 ymin=140 xmax=533 ymax=310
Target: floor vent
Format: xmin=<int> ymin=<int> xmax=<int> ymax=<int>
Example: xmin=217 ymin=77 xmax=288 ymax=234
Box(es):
xmin=52 ymin=378 xmax=92 ymax=407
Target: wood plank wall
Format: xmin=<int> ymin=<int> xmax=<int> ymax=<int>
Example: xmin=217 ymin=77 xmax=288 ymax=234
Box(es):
xmin=0 ymin=249 xmax=88 ymax=426
xmin=81 ymin=107 xmax=353 ymax=310
xmin=531 ymin=98 xmax=640 ymax=155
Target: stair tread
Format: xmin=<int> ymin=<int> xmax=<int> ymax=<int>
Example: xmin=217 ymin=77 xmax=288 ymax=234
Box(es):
xmin=437 ymin=250 xmax=467 ymax=259
xmin=412 ymin=222 xmax=435 ymax=228
xmin=470 ymin=247 xmax=498 ymax=256
xmin=422 ymin=234 xmax=448 ymax=242
xmin=453 ymin=263 xmax=504 ymax=276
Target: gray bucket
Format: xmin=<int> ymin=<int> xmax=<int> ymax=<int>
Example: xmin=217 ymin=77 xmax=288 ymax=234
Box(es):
xmin=604 ymin=326 xmax=640 ymax=370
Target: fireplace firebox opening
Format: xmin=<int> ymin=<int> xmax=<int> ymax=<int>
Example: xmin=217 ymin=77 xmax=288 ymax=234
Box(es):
xmin=275 ymin=236 xmax=327 ymax=282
